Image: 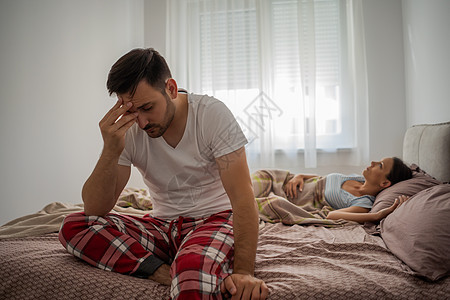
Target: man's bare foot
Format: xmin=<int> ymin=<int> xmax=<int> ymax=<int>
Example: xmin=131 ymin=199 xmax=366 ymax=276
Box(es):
xmin=148 ymin=264 xmax=171 ymax=286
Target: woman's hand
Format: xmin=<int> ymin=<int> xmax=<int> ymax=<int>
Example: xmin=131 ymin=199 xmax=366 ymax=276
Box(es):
xmin=376 ymin=195 xmax=410 ymax=220
xmin=284 ymin=174 xmax=305 ymax=199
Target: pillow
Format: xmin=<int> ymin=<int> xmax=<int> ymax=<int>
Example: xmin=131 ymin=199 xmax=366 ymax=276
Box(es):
xmin=380 ymin=184 xmax=450 ymax=281
xmin=367 ymin=165 xmax=441 ymax=216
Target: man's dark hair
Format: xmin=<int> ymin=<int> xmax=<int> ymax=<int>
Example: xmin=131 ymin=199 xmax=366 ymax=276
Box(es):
xmin=106 ymin=48 xmax=172 ymax=96
xmin=387 ymin=157 xmax=412 ymax=186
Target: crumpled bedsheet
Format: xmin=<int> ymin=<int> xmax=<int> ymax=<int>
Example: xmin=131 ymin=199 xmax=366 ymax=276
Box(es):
xmin=1 ymin=188 xmax=449 ymax=299
xmin=1 ymin=223 xmax=449 ymax=299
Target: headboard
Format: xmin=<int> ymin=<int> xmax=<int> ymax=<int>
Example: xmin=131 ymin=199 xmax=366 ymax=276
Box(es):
xmin=403 ymin=121 xmax=450 ymax=183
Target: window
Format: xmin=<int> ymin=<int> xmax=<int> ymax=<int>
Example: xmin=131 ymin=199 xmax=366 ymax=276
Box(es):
xmin=167 ymin=0 xmax=368 ymax=167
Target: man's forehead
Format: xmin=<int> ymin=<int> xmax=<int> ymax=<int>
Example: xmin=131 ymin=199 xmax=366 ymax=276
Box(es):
xmin=119 ymin=93 xmax=143 ymax=105
xmin=118 ymin=91 xmax=135 ymax=102
xmin=120 ymin=95 xmax=154 ymax=112
xmin=121 ymin=97 xmax=133 ymax=105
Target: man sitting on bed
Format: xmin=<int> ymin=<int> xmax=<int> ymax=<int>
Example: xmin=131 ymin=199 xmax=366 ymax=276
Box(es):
xmin=58 ymin=48 xmax=268 ymax=300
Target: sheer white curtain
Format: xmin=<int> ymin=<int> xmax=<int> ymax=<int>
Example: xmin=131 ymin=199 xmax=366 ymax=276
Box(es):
xmin=166 ymin=0 xmax=369 ymax=170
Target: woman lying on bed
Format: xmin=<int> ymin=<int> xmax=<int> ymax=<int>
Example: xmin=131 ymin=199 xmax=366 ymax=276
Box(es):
xmin=254 ymin=157 xmax=412 ymax=224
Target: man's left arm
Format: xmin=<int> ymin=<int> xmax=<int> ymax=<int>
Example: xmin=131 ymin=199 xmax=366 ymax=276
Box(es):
xmin=216 ymin=146 xmax=269 ymax=300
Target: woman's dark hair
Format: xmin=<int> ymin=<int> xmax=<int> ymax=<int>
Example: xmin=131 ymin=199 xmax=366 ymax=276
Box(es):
xmin=106 ymin=48 xmax=172 ymax=96
xmin=387 ymin=157 xmax=412 ymax=186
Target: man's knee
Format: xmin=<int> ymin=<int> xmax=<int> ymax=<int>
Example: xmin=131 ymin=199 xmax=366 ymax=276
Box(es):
xmin=58 ymin=212 xmax=87 ymax=248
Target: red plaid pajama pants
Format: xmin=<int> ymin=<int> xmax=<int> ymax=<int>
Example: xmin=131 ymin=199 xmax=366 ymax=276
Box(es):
xmin=58 ymin=210 xmax=234 ymax=299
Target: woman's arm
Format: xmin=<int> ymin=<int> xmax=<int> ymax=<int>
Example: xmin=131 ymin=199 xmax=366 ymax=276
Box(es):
xmin=326 ymin=206 xmax=372 ymax=223
xmin=326 ymin=195 xmax=409 ymax=223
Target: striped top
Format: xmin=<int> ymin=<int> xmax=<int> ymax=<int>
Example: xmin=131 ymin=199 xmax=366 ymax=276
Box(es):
xmin=324 ymin=173 xmax=375 ymax=209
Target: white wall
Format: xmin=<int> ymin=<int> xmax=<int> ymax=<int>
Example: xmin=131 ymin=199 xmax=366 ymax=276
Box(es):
xmin=362 ymin=0 xmax=407 ymax=162
xmin=144 ymin=0 xmax=167 ymax=55
xmin=1 ymin=0 xmax=448 ymax=225
xmin=0 ymin=0 xmax=144 ymax=225
xmin=402 ymin=0 xmax=450 ymax=127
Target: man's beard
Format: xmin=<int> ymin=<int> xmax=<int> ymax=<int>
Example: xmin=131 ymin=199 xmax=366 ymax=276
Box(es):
xmin=144 ymin=93 xmax=175 ymax=138
xmin=143 ymin=123 xmax=166 ymax=138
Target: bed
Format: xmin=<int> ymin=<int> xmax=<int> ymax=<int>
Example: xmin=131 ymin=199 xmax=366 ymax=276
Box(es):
xmin=1 ymin=122 xmax=449 ymax=299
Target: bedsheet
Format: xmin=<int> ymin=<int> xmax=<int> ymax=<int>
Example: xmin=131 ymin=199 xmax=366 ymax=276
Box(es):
xmin=1 ymin=222 xmax=449 ymax=299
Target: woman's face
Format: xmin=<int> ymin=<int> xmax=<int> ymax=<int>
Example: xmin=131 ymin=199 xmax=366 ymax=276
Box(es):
xmin=363 ymin=157 xmax=394 ymax=188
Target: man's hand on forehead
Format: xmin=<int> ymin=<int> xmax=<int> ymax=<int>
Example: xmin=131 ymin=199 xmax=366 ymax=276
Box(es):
xmin=118 ymin=96 xmax=136 ymax=114
xmin=97 ymin=95 xmax=137 ymax=156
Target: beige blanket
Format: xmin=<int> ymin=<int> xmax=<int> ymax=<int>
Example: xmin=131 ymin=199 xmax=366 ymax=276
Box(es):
xmin=252 ymin=169 xmax=355 ymax=226
xmin=0 ymin=188 xmax=152 ymax=239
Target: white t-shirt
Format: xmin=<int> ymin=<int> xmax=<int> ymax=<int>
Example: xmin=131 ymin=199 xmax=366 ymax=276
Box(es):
xmin=118 ymin=91 xmax=248 ymax=220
